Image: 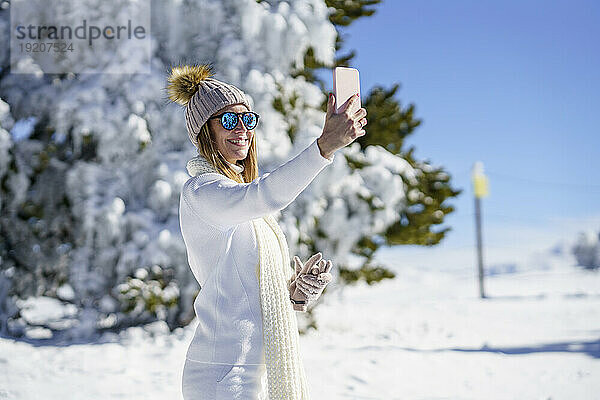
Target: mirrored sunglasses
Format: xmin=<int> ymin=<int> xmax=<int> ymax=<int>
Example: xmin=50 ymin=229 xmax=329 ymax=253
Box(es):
xmin=209 ymin=111 xmax=260 ymax=130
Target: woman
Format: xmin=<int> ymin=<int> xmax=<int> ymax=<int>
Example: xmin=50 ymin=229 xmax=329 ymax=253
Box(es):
xmin=166 ymin=64 xmax=367 ymax=400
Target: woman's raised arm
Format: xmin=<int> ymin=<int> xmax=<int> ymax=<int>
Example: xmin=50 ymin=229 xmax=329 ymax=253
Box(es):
xmin=181 ymin=138 xmax=333 ymax=231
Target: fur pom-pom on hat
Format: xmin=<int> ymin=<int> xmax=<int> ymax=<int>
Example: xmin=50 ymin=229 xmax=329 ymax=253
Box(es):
xmin=166 ymin=64 xmax=214 ymax=106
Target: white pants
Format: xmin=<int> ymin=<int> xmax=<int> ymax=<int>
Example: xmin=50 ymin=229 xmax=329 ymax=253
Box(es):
xmin=182 ymin=358 xmax=269 ymax=400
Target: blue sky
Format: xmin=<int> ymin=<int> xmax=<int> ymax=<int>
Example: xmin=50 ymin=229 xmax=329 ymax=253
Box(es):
xmin=320 ymin=0 xmax=600 ymax=271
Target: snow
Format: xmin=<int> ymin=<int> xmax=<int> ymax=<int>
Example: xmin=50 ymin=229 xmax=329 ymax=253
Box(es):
xmin=2 ymin=250 xmax=598 ymax=399
xmin=9 ymin=116 xmax=36 ymax=142
xmin=56 ymin=284 xmax=75 ymax=301
xmin=14 ymin=297 xmax=78 ymax=332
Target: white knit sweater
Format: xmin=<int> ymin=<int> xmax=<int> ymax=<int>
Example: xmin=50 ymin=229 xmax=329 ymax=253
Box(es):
xmin=179 ymin=138 xmax=333 ymax=384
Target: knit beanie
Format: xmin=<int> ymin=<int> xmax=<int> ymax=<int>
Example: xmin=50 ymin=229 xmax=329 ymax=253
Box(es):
xmin=165 ymin=64 xmax=252 ymax=148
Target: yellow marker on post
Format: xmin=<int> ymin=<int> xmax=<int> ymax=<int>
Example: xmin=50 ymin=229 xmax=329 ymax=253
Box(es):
xmin=471 ymin=162 xmax=489 ymax=198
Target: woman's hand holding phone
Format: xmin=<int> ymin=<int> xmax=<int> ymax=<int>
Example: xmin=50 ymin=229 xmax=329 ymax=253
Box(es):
xmin=317 ymin=92 xmax=368 ymax=160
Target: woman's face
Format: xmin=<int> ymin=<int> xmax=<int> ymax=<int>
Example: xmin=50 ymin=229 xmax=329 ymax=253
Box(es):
xmin=208 ymin=103 xmax=254 ymax=164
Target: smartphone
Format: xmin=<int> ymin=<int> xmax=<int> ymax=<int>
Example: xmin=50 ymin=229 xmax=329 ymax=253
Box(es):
xmin=333 ymin=67 xmax=361 ymax=114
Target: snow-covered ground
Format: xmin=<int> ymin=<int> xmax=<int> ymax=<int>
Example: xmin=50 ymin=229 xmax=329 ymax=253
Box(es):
xmin=1 ymin=251 xmax=598 ymax=400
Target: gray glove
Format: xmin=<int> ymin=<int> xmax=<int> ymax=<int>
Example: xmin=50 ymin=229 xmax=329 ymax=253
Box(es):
xmin=288 ymin=252 xmax=333 ymax=311
xmin=295 ymin=258 xmax=333 ymax=301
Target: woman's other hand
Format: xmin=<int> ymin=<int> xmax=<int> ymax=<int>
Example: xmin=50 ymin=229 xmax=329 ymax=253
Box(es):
xmin=317 ymin=93 xmax=367 ymax=160
xmin=289 ymin=253 xmax=325 ymax=311
xmin=295 ymin=258 xmax=333 ymax=302
xmin=289 ymin=253 xmax=334 ymax=310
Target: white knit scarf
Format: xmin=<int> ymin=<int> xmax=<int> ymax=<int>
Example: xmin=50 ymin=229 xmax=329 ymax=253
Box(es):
xmin=186 ymin=155 xmax=310 ymax=400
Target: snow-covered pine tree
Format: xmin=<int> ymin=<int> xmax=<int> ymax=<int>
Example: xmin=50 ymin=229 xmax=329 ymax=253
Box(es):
xmin=0 ymin=0 xmax=418 ymax=340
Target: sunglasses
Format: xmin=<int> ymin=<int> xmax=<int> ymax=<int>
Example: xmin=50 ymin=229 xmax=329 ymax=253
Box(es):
xmin=208 ymin=111 xmax=260 ymax=131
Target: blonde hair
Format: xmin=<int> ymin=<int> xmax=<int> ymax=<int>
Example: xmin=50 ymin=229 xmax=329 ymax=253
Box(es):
xmin=195 ymin=122 xmax=259 ymax=184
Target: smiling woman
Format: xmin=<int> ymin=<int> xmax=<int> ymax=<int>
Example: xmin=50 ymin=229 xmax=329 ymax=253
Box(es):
xmin=166 ymin=62 xmax=364 ymax=399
